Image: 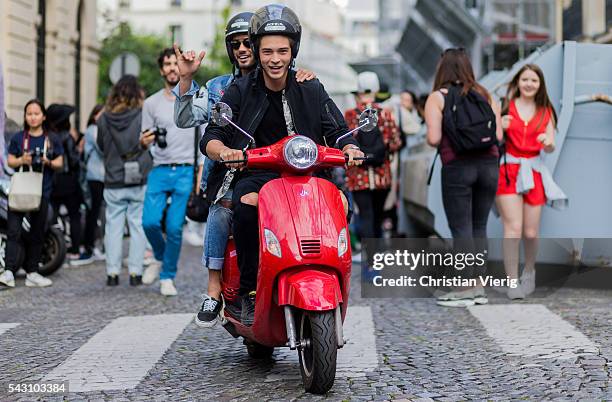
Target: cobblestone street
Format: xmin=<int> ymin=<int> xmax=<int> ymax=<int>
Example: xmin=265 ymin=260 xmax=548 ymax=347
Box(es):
xmin=0 ymin=243 xmax=610 ymax=401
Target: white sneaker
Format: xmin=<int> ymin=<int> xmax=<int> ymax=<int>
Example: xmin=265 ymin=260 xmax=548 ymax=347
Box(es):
xmin=183 ymin=221 xmax=205 ymax=247
xmin=183 ymin=230 xmax=204 ymax=247
xmin=0 ymin=270 xmax=15 ymax=287
xmin=142 ymin=260 xmax=161 ymax=285
xmin=143 ymin=249 xmax=155 ymax=267
xmin=520 ymin=269 xmax=536 ymax=296
xmin=25 ymin=272 xmax=52 ymax=287
xmin=507 ymin=285 xmax=525 ymax=300
xmin=160 ymin=279 xmax=177 ymax=296
xmin=436 ymin=288 xmax=476 ymax=307
xmin=93 ymin=248 xmax=106 ymax=261
xmin=473 ymin=288 xmax=489 ymax=305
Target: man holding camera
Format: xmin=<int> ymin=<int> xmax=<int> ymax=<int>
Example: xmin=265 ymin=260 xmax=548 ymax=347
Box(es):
xmin=140 ymin=48 xmax=202 ymax=296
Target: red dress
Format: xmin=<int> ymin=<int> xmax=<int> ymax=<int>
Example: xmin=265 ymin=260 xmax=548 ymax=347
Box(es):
xmin=497 ymin=100 xmax=552 ymax=205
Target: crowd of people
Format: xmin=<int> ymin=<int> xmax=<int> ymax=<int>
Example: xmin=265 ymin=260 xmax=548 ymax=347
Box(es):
xmin=0 ymin=4 xmax=565 ymax=323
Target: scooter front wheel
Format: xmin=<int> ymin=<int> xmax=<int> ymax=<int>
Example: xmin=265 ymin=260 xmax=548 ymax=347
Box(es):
xmin=298 ymin=310 xmax=337 ymax=394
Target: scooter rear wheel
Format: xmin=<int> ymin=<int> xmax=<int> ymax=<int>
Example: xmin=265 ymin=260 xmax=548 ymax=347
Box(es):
xmin=298 ymin=311 xmax=337 ymax=394
xmin=38 ymin=227 xmax=67 ymax=276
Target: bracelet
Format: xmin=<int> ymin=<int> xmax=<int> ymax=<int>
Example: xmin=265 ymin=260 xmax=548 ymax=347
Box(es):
xmin=345 ymin=145 xmax=360 ymax=151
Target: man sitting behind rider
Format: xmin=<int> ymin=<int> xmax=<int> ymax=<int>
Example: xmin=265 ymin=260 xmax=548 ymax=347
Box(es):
xmin=173 ymin=12 xmax=316 ymax=327
xmin=201 ymin=4 xmax=364 ymax=326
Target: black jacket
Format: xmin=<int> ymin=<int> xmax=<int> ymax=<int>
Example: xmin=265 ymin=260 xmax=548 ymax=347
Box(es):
xmin=51 ymin=130 xmax=81 ymax=198
xmin=201 ymin=68 xmax=358 ymax=201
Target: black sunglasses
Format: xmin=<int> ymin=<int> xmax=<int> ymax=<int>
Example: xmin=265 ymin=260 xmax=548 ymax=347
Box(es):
xmin=230 ymin=39 xmax=251 ymax=50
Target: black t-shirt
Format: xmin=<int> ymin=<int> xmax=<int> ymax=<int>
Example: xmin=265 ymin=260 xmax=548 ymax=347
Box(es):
xmin=254 ymin=88 xmax=288 ymax=147
xmin=8 ymin=131 xmax=64 ymax=199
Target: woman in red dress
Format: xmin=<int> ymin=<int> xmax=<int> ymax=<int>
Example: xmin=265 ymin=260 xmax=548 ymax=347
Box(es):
xmin=496 ymin=64 xmax=560 ymax=299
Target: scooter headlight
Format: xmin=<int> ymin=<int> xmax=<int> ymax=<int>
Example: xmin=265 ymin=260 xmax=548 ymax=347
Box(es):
xmin=264 ymin=228 xmax=282 ymax=258
xmin=338 ymin=228 xmax=348 ymax=257
xmin=283 ymin=136 xmax=318 ymax=170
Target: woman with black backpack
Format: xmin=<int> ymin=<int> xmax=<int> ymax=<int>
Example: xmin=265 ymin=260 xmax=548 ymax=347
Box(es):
xmin=424 ymin=48 xmax=503 ymax=307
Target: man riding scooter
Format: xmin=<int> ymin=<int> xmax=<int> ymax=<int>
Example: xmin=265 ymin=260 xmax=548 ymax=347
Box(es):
xmin=173 ymin=11 xmax=316 ymax=327
xmin=201 ymin=4 xmax=365 ymax=326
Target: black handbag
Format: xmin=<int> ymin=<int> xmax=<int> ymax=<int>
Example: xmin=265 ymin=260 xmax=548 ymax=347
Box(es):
xmin=186 ymin=127 xmax=209 ymax=222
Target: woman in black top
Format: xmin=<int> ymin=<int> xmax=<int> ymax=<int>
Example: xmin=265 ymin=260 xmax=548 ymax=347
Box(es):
xmin=0 ymin=99 xmax=64 ymax=288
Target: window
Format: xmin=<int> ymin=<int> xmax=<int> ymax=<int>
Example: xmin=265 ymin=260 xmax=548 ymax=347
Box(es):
xmin=36 ymin=0 xmax=46 ymax=101
xmin=169 ymin=25 xmax=183 ymax=45
xmin=74 ymin=0 xmax=83 ymax=130
xmin=170 ymin=0 xmax=182 ymax=7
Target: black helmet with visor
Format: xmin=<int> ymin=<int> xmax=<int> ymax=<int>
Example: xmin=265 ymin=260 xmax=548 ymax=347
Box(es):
xmin=225 ymin=12 xmax=254 ymax=66
xmin=248 ymin=4 xmax=301 ymax=62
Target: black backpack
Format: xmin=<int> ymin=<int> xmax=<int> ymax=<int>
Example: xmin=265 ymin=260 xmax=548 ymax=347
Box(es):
xmin=427 ymin=85 xmax=497 ymax=185
xmin=443 ymin=84 xmax=497 ymax=153
xmin=354 ymin=108 xmax=386 ymax=167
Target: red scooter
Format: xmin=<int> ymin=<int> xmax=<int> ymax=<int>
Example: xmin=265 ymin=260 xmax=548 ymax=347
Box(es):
xmin=210 ymin=103 xmax=377 ymax=394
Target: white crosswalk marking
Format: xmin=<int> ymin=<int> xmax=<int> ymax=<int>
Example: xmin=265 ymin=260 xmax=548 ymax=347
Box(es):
xmin=468 ymin=304 xmax=599 ymax=359
xmin=0 ymin=323 xmax=20 ymax=335
xmin=42 ymin=314 xmax=192 ymax=392
xmin=265 ymin=305 xmax=378 ymax=381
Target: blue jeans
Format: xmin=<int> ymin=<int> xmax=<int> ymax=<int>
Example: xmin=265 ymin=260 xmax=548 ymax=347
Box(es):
xmin=202 ymin=190 xmax=233 ymax=270
xmin=142 ymin=166 xmax=193 ymax=280
xmin=104 ymin=186 xmax=146 ymax=276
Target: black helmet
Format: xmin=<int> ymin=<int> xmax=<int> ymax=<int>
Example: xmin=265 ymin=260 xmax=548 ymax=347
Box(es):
xmin=249 ymin=4 xmax=301 ymax=60
xmin=225 ymin=12 xmax=254 ymax=65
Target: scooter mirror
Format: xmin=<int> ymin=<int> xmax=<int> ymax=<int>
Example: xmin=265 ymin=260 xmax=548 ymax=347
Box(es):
xmin=334 ymin=108 xmax=379 ymax=146
xmin=211 ymin=102 xmax=233 ymax=127
xmin=358 ymin=108 xmax=378 ymax=132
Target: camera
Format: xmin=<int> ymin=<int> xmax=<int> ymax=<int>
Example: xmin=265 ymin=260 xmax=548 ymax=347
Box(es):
xmin=152 ymin=127 xmax=168 ymax=149
xmin=30 ymin=147 xmax=44 ymax=171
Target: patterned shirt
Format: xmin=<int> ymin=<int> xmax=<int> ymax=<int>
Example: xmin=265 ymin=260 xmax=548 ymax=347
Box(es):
xmin=345 ymin=102 xmax=402 ymax=191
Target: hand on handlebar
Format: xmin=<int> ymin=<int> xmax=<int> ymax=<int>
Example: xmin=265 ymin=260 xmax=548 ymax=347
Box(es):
xmin=342 ymin=146 xmax=365 ymax=167
xmin=219 ymin=147 xmax=246 ymax=169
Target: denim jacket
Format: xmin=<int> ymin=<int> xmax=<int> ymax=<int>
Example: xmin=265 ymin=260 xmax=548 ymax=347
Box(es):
xmin=173 ymin=74 xmax=235 ymax=193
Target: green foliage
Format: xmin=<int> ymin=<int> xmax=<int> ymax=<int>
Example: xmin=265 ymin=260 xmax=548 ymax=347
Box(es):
xmin=97 ymin=22 xmax=228 ymax=104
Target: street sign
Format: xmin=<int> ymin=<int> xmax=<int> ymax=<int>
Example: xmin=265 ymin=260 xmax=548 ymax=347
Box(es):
xmin=109 ymin=52 xmax=140 ymax=84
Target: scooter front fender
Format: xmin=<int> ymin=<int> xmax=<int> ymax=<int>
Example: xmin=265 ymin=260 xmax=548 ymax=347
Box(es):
xmin=277 ymin=267 xmax=343 ymax=311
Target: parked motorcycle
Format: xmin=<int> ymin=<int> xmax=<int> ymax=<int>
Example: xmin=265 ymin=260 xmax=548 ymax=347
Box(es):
xmin=211 ymin=103 xmax=377 ymax=394
xmin=0 ymin=178 xmax=67 ymax=276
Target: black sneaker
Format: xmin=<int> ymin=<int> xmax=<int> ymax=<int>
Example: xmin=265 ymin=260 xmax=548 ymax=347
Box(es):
xmin=240 ymin=291 xmax=256 ymax=326
xmin=106 ymin=275 xmax=119 ymax=286
xmin=194 ymin=294 xmax=223 ymax=328
xmin=129 ymin=274 xmax=142 ymax=286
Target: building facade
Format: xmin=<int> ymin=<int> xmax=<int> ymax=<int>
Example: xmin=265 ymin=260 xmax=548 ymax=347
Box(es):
xmin=0 ymin=0 xmax=99 ymax=131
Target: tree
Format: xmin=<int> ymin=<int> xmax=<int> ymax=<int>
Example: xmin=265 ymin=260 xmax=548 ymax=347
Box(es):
xmin=98 ymin=23 xmax=223 ymax=104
